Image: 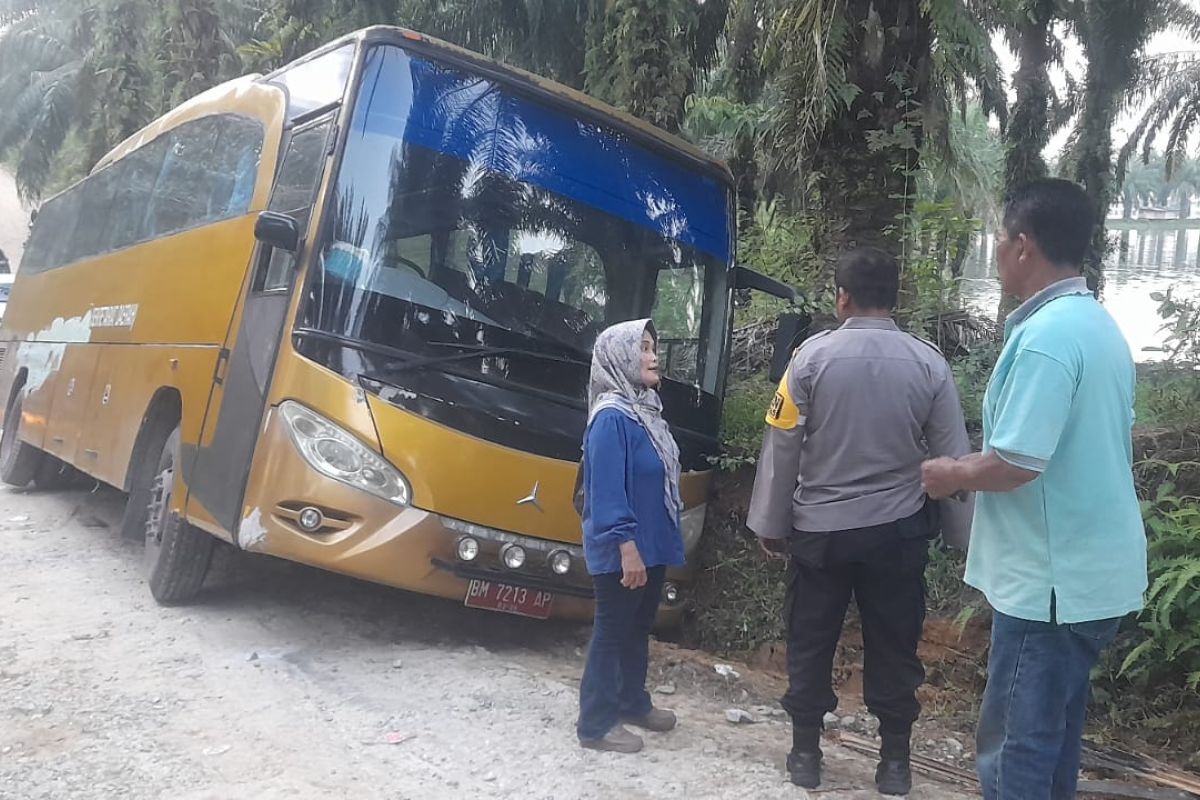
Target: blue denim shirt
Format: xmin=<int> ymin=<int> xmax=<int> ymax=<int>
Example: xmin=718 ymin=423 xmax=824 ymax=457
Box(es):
xmin=580 ymin=409 xmax=685 ymax=576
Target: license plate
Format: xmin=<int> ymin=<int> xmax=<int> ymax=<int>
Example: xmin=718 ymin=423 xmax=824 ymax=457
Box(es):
xmin=463 ymin=579 xmax=554 ymax=620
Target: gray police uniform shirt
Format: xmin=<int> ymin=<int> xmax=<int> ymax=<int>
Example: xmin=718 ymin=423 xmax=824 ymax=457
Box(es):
xmin=747 ymin=317 xmax=973 ymax=545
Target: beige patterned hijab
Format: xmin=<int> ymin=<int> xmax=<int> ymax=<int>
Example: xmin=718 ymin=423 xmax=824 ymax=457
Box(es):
xmin=584 ymin=319 xmax=682 ymax=521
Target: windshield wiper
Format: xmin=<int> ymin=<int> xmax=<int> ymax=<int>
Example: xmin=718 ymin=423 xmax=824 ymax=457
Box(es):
xmin=515 ymin=321 xmax=593 ymax=362
xmin=293 ymin=328 xmax=590 ymax=373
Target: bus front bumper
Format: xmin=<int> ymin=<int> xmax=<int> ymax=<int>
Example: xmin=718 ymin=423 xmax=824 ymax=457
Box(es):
xmin=236 ymin=412 xmax=690 ymax=624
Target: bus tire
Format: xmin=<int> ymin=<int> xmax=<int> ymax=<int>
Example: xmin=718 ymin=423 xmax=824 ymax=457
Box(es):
xmin=0 ymin=393 xmax=43 ymax=488
xmin=144 ymin=426 xmax=214 ymax=605
xmin=120 ymin=403 xmax=178 ymax=541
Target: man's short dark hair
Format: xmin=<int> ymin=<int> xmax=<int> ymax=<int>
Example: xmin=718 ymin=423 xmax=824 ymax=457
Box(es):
xmin=1002 ymin=179 xmax=1093 ymax=268
xmin=835 ymin=247 xmax=899 ymax=310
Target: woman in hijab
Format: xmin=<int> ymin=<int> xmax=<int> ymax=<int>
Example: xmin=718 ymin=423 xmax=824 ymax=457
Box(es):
xmin=576 ymin=318 xmax=685 ymax=754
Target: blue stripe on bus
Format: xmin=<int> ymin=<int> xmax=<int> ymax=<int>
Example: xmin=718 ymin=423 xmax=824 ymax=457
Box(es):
xmin=351 ymin=46 xmax=732 ymax=260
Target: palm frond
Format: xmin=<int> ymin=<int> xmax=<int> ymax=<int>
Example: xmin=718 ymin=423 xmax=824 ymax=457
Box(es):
xmin=0 ymin=14 xmax=77 ymax=76
xmin=1150 ymin=0 xmax=1200 ymax=40
xmin=762 ymin=0 xmax=853 ymax=173
xmin=922 ymin=0 xmax=1008 ymax=129
xmin=0 ymin=60 xmax=79 ymax=152
xmin=12 ymin=62 xmax=82 ymax=201
xmin=1122 ymin=59 xmax=1200 ymax=181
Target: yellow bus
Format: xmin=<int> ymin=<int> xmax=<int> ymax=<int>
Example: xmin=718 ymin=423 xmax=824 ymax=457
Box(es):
xmin=0 ymin=27 xmax=792 ymax=622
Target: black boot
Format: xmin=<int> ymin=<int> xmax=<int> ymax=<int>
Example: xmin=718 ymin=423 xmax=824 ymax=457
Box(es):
xmin=787 ymin=749 xmax=822 ymax=789
xmin=876 ymin=731 xmax=913 ymax=796
xmin=788 ymin=724 xmax=822 ymax=788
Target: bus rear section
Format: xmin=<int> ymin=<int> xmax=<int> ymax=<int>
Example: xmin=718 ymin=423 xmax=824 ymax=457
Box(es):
xmin=0 ymin=76 xmax=288 ymax=573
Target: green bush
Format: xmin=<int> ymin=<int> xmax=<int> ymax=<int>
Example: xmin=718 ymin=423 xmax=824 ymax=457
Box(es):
xmin=951 ymin=339 xmax=1001 ymax=434
xmin=685 ymin=467 xmax=788 ymax=654
xmin=715 ymin=375 xmax=776 ymax=470
xmin=1135 ymin=368 xmax=1200 ymax=429
xmin=1115 ymin=474 xmax=1200 ymax=691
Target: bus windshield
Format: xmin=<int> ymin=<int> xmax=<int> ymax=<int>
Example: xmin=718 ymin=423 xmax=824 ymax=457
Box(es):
xmin=301 ymin=45 xmax=732 ymax=403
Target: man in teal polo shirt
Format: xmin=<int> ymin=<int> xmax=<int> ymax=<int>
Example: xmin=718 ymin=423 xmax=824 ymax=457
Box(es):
xmin=922 ymin=179 xmax=1147 ymax=800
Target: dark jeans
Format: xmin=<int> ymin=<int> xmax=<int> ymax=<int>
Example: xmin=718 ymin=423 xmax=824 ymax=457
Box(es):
xmin=783 ymin=514 xmax=931 ymax=738
xmin=977 ymin=611 xmax=1120 ymax=800
xmin=577 ymin=566 xmax=665 ymax=740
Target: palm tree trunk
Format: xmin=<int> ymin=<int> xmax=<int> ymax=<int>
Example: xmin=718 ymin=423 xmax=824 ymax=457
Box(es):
xmin=996 ymin=2 xmax=1055 ymax=326
xmin=949 ymin=229 xmax=972 ymax=278
xmin=1071 ymin=0 xmax=1156 ymax=295
xmin=1004 ymin=0 xmax=1055 ymax=194
xmin=813 ymin=0 xmax=932 ymax=257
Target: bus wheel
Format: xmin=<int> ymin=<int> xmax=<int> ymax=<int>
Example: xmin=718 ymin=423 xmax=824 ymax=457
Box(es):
xmin=144 ymin=426 xmax=214 ymax=605
xmin=0 ymin=394 xmax=43 ymax=488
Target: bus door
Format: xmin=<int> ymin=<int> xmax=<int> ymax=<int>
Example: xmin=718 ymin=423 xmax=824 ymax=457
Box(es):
xmin=184 ymin=115 xmax=336 ymax=536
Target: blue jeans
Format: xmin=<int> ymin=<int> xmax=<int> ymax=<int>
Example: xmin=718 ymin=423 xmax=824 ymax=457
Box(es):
xmin=977 ymin=611 xmax=1120 ymax=800
xmin=577 ymin=566 xmax=665 ymax=740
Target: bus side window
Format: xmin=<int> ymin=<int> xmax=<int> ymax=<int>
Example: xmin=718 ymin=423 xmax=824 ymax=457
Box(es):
xmin=42 ymin=191 xmax=82 ymax=271
xmin=143 ymin=119 xmax=220 ymax=239
xmin=257 ymin=120 xmax=332 ymax=292
xmin=109 ymin=137 xmax=168 ymax=252
xmin=205 ymin=115 xmax=264 ymax=220
xmin=73 ymin=168 xmax=118 ymax=263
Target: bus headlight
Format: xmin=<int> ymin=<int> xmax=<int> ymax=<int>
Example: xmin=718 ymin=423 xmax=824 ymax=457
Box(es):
xmin=679 ymin=503 xmax=707 ymax=554
xmin=279 ymin=401 xmax=411 ymax=506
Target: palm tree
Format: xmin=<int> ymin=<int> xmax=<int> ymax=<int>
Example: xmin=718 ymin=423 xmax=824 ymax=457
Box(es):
xmin=241 ymin=0 xmax=331 ymax=69
xmin=393 ymin=0 xmax=726 ymax=128
xmin=393 ymin=0 xmax=602 ymax=90
xmin=156 ymin=0 xmax=250 ymax=107
xmin=1122 ymin=51 xmax=1200 ymax=186
xmin=1063 ymin=0 xmax=1200 ymax=291
xmin=584 ymin=0 xmax=702 ymax=132
xmin=920 ymin=104 xmax=1004 ymax=275
xmin=0 ymin=0 xmax=254 ymax=201
xmin=761 ymin=0 xmax=1006 ymax=255
xmin=996 ymin=0 xmax=1083 ymax=197
xmin=0 ymin=1 xmax=102 ymax=200
xmin=1118 ymin=153 xmax=1163 ymax=219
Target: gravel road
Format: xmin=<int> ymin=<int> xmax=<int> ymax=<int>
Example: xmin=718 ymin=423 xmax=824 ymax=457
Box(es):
xmin=0 ymin=482 xmax=970 ymax=800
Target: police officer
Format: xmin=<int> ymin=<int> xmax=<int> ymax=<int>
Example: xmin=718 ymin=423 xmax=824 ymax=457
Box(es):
xmin=747 ymin=247 xmax=972 ymax=795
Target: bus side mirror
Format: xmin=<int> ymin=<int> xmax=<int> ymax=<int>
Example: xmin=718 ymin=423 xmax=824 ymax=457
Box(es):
xmin=255 ymin=211 xmax=301 ymax=253
xmin=732 ymin=265 xmax=795 ymax=302
xmin=769 ymin=312 xmax=812 ymax=383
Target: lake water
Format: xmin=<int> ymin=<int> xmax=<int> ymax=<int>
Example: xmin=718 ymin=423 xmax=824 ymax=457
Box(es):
xmin=959 ymin=224 xmax=1200 ymax=361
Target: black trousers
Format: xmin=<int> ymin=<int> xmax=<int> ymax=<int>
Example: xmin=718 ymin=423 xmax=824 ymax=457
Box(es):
xmin=781 ymin=507 xmax=931 ymax=737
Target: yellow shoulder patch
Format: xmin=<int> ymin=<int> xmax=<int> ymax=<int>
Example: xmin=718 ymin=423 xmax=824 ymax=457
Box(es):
xmin=765 ymin=374 xmax=802 ymax=430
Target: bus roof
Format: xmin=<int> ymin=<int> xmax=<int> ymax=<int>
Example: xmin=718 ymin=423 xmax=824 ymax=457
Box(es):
xmin=93 ymin=75 xmax=268 ymax=172
xmin=93 ymin=25 xmax=733 ymax=188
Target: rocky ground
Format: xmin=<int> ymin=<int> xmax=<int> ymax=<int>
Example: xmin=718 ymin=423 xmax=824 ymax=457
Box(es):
xmin=0 ymin=483 xmax=974 ymax=799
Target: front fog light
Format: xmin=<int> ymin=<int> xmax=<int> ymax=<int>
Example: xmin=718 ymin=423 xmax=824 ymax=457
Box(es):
xmin=457 ymin=536 xmax=480 ymax=562
xmin=663 ymin=582 xmax=680 ymax=604
xmin=548 ymin=549 xmax=571 ymax=575
xmin=278 ymin=401 xmax=411 ymax=506
xmin=297 ymin=506 xmax=324 ymax=532
xmin=501 ymin=543 xmax=526 ymax=570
